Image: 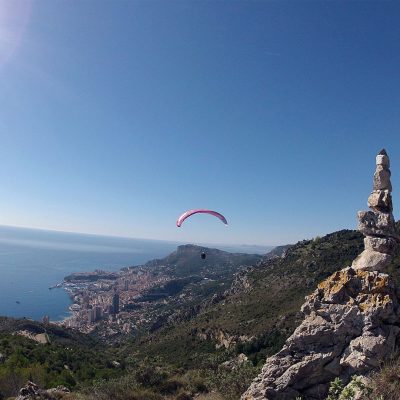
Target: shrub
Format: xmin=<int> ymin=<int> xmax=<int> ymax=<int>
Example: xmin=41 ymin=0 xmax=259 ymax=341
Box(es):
xmin=158 ymin=378 xmax=183 ymax=394
xmin=176 ymin=393 xmax=193 ymax=400
xmin=326 ymin=375 xmax=372 ymax=400
xmin=367 ymin=356 xmax=400 ymax=400
xmin=135 ymin=365 xmax=167 ymax=387
xmin=182 ymin=369 xmax=208 ymax=394
xmin=326 ymin=377 xmax=345 ymax=400
xmin=204 ymin=363 xmax=259 ymax=400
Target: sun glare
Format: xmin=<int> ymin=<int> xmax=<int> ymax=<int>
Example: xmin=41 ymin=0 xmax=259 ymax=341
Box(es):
xmin=0 ymin=0 xmax=32 ymax=67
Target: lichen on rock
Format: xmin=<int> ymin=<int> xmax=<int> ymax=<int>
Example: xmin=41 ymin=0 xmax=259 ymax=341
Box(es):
xmin=242 ymin=267 xmax=400 ymax=400
xmin=242 ymin=150 xmax=400 ymax=399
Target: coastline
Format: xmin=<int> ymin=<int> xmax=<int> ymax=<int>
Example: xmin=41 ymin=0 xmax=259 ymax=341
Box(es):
xmin=0 ymin=225 xmax=181 ymax=322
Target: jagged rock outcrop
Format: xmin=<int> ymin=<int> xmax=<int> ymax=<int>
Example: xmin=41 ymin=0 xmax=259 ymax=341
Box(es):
xmin=227 ymin=269 xmax=254 ymax=295
xmin=352 ymin=149 xmax=399 ymax=271
xmin=242 ymin=150 xmax=400 ymax=399
xmin=242 ymin=268 xmax=400 ymax=400
xmin=220 ymin=353 xmax=249 ymax=371
xmin=16 ymin=381 xmax=70 ymax=400
xmin=196 ymin=327 xmax=253 ymax=349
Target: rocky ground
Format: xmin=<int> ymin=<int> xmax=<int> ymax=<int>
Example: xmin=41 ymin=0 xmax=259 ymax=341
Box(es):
xmin=242 ymin=267 xmax=400 ymax=399
xmin=242 ymin=149 xmax=400 ymax=400
xmin=15 ymin=381 xmax=70 ymax=400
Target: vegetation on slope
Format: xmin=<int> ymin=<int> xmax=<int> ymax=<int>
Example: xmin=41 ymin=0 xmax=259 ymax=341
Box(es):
xmin=144 ymin=244 xmax=263 ymax=278
xmin=130 ymin=230 xmax=364 ymax=368
xmin=78 ymin=229 xmax=369 ymax=400
xmin=0 ymin=318 xmax=123 ymax=398
xmin=5 ymin=227 xmax=400 ymax=400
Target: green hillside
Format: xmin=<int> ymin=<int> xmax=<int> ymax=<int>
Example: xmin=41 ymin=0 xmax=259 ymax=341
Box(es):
xmin=0 ymin=317 xmax=124 ymax=398
xmin=144 ymin=244 xmax=263 ymax=277
xmin=127 ymin=230 xmax=365 ymax=368
xmin=4 ymin=228 xmax=400 ymax=400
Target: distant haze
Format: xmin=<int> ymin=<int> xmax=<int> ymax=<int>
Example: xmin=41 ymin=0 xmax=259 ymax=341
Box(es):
xmin=0 ymin=225 xmax=274 ymax=321
xmin=1 ymin=1 xmax=399 ymax=244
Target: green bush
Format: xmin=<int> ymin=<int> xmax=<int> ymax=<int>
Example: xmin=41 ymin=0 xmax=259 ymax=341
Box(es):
xmin=326 ymin=376 xmax=372 ymax=400
xmin=158 ymin=378 xmax=183 ymax=394
xmin=182 ymin=369 xmax=208 ymax=394
xmin=326 ymin=377 xmax=345 ymax=400
xmin=135 ymin=365 xmax=167 ymax=387
xmin=204 ymin=363 xmax=259 ymax=400
xmin=175 ymin=393 xmax=193 ymax=400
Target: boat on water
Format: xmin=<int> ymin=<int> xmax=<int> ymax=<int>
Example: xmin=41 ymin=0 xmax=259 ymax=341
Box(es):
xmin=49 ymin=283 xmax=63 ymax=290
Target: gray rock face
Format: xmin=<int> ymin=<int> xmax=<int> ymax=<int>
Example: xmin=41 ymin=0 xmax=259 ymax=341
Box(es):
xmin=16 ymin=381 xmax=70 ymax=400
xmin=364 ymin=236 xmax=397 ymax=254
xmin=352 ymin=149 xmax=398 ymax=271
xmin=241 ymin=268 xmax=400 ymax=399
xmin=376 ymin=153 xmax=390 ymax=167
xmin=242 ymin=150 xmax=400 ymax=399
xmin=351 ymin=248 xmax=391 ymax=272
xmin=373 ymin=166 xmax=392 ymax=191
xmin=357 ymin=210 xmax=397 ymax=238
xmin=367 ymin=190 xmax=392 ymax=212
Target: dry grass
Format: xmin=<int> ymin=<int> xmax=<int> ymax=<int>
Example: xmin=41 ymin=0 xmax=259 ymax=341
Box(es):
xmin=367 ymin=356 xmax=400 ymax=400
xmin=195 ymin=392 xmax=224 ymax=400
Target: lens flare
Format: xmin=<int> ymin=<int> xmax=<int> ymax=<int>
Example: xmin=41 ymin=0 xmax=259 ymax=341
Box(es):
xmin=0 ymin=0 xmax=32 ymax=68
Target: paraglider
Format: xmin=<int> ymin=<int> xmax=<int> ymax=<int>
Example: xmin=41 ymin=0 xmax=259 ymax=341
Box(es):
xmin=176 ymin=209 xmax=228 ymax=259
xmin=176 ymin=209 xmax=228 ymax=227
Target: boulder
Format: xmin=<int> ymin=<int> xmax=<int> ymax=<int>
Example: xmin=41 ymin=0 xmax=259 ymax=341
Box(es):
xmin=351 ymin=249 xmax=391 ymax=272
xmin=241 ymin=268 xmax=400 ymax=399
xmin=367 ymin=190 xmax=392 ymax=212
xmin=373 ymin=166 xmax=392 ymax=191
xmin=364 ymin=236 xmax=397 ymax=254
xmin=376 ymin=154 xmax=390 ymax=167
xmin=357 ymin=211 xmax=397 ymax=240
xmin=16 ymin=381 xmax=69 ymax=400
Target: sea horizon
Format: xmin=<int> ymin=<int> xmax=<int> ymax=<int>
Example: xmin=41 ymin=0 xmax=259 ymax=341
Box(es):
xmin=0 ymin=225 xmax=273 ymax=322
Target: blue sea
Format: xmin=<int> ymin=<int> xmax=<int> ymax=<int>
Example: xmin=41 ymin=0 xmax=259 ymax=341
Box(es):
xmin=0 ymin=226 xmax=181 ymax=321
xmin=0 ymin=225 xmax=271 ymax=322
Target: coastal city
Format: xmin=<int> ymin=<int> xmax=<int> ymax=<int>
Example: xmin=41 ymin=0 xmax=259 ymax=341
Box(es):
xmin=46 ymin=244 xmax=252 ymax=339
xmin=54 ymin=265 xmax=174 ymax=337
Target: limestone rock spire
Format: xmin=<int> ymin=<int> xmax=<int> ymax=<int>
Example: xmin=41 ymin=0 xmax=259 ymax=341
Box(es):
xmin=241 ymin=150 xmax=400 ymax=400
xmin=352 ymin=149 xmax=398 ymax=271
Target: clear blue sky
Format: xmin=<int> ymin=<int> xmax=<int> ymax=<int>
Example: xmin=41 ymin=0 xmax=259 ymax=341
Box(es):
xmin=0 ymin=0 xmax=399 ymax=246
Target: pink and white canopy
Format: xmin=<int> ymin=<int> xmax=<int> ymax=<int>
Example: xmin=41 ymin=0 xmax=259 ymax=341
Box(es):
xmin=176 ymin=209 xmax=228 ymax=227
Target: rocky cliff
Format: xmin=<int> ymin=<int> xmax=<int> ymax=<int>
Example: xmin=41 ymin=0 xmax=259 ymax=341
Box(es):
xmin=242 ymin=150 xmax=400 ymax=400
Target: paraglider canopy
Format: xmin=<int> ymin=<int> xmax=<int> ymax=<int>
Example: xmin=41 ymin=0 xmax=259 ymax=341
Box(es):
xmin=176 ymin=209 xmax=228 ymax=227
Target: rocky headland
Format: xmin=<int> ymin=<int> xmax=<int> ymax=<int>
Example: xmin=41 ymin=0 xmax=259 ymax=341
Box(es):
xmin=243 ymin=150 xmax=400 ymax=399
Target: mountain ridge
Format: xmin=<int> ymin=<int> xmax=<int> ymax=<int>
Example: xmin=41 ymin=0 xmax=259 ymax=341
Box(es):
xmin=4 ymin=225 xmax=397 ymax=400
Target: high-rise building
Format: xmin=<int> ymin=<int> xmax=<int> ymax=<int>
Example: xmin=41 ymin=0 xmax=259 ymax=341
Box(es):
xmin=112 ymin=292 xmax=120 ymax=314
xmin=87 ymin=309 xmax=95 ymax=324
xmin=94 ymin=306 xmax=103 ymax=321
xmin=82 ymin=295 xmax=90 ymax=308
xmin=124 ymin=280 xmax=129 ymax=291
xmin=42 ymin=315 xmax=50 ymax=324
